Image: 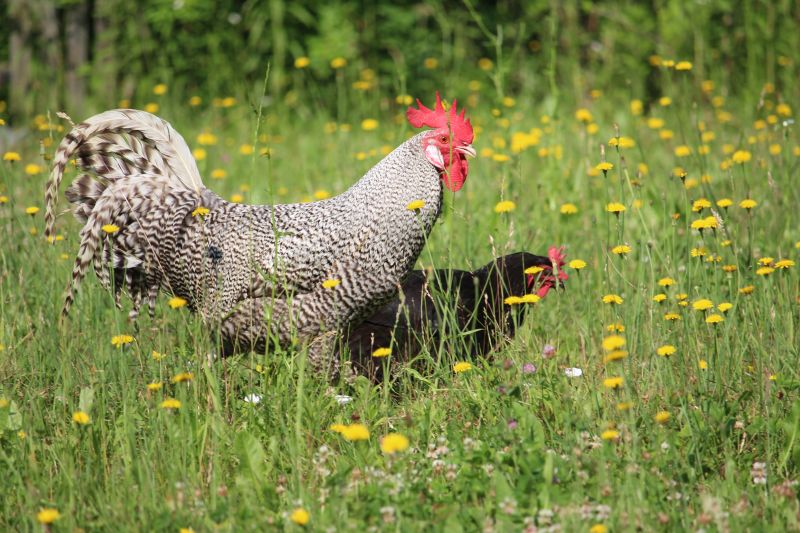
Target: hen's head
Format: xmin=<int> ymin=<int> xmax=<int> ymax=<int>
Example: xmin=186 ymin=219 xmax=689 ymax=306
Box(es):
xmin=527 ymin=246 xmax=568 ymax=298
xmin=407 ymin=92 xmax=475 ymax=192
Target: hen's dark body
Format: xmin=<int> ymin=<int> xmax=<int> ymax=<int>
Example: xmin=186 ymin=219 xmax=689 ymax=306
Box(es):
xmin=342 ymin=252 xmax=556 ymax=381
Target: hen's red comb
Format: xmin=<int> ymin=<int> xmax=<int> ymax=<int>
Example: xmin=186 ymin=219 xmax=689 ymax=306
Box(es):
xmin=406 ymin=92 xmax=474 ymax=144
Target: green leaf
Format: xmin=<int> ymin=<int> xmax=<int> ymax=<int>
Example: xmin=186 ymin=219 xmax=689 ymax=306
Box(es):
xmin=79 ymin=386 xmax=94 ymax=414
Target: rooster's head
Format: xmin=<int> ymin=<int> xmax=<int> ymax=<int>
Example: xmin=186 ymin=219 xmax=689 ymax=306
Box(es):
xmin=407 ymin=92 xmax=475 ymax=192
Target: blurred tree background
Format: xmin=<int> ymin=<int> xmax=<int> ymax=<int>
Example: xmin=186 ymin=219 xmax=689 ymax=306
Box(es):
xmin=1 ymin=0 xmax=798 ymax=119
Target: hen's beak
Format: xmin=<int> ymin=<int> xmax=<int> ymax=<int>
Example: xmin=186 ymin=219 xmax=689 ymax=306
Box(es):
xmin=456 ymin=144 xmax=476 ymax=158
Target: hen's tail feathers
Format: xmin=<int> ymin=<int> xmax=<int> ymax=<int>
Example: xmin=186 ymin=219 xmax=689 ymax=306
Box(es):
xmin=44 ymin=109 xmax=203 ymax=239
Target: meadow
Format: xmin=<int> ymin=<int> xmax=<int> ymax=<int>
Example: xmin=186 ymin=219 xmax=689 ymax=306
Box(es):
xmin=1 ymin=6 xmax=800 ymax=531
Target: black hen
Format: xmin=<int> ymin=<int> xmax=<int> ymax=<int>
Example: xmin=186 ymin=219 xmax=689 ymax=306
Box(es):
xmin=342 ymin=249 xmax=566 ymax=381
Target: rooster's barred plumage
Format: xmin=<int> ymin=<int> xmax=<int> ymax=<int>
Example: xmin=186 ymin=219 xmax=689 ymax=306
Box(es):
xmin=44 ymin=96 xmax=475 ymax=355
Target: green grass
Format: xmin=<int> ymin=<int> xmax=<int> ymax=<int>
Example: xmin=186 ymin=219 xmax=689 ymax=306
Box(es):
xmin=1 ymin=59 xmax=799 ymax=532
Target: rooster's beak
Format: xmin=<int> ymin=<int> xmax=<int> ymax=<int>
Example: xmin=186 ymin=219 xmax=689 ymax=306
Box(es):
xmin=456 ymin=144 xmax=476 ymax=158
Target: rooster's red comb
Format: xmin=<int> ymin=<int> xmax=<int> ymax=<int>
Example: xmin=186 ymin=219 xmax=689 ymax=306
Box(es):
xmin=406 ymin=92 xmax=474 ymax=144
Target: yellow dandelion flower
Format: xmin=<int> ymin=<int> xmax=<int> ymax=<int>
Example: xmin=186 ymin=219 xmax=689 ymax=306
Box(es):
xmin=525 ymin=266 xmax=544 ymax=275
xmin=717 ymin=302 xmax=733 ymax=312
xmin=371 ymin=347 xmax=391 ymax=358
xmin=160 ymin=398 xmax=181 ymax=409
xmin=647 ymin=117 xmax=665 ymax=129
xmin=653 ymin=293 xmax=667 ymax=303
xmin=478 ymin=57 xmax=494 ymax=70
xmin=25 ymin=206 xmax=40 ymax=215
xmin=101 ymin=224 xmax=120 ymax=234
xmin=692 ymin=199 xmax=711 ymax=212
xmin=690 ymin=247 xmax=707 ymax=258
xmin=705 ymin=313 xmax=724 ymax=324
xmin=3 ymin=151 xmax=21 ymax=162
xmin=0 ymin=195 xmax=8 ymax=203
xmin=756 ymin=266 xmax=774 ymax=276
xmin=739 ymin=285 xmax=755 ymax=295
xmin=714 ymin=198 xmax=733 ymax=210
xmin=520 ymin=294 xmax=540 ymax=304
xmin=612 ymin=244 xmax=631 ymax=255
xmin=606 ymin=202 xmax=625 ymax=214
xmin=602 ymin=294 xmax=623 ymax=305
xmin=657 ymin=277 xmax=675 ymax=287
xmin=698 ymin=360 xmax=708 ymax=370
xmin=380 ymin=432 xmax=410 ymax=454
xmin=732 ymin=150 xmax=752 ymax=164
xmin=37 ymin=508 xmax=61 ymax=525
xmin=659 ymin=96 xmax=672 ymax=106
xmin=602 ymin=335 xmax=626 ymax=351
xmin=596 ymin=162 xmax=614 ymax=172
xmin=568 ymin=259 xmax=587 ymax=270
xmin=341 ymin=423 xmax=369 ymax=441
xmin=72 ymin=411 xmax=91 ymax=425
xmin=654 ymin=411 xmax=671 ymax=424
xmin=168 ymin=296 xmax=187 ymax=309
xmin=494 ymin=200 xmax=516 ymax=213
xmin=330 ymin=57 xmax=347 ymax=69
xmin=144 ymin=102 xmax=159 ymax=114
xmin=674 ymin=145 xmax=692 ymax=157
xmin=616 ymin=401 xmax=634 ymax=411
xmin=147 ymin=382 xmax=163 ymax=391
xmin=600 ymin=430 xmax=619 ymax=442
xmin=111 ymin=334 xmax=134 ymax=347
xmin=151 ymin=350 xmax=167 ymax=361
xmin=191 ymin=206 xmax=210 ymax=217
xmin=196 ymin=132 xmax=218 ymax=147
xmin=188 ymin=96 xmax=202 ymax=106
xmin=454 ymin=361 xmax=473 ymax=373
xmin=290 ymin=508 xmax=310 ymax=526
xmin=560 ymin=203 xmax=578 ymax=214
xmin=603 ymin=376 xmax=624 ymax=389
xmin=675 ymin=61 xmax=692 ymax=71
xmin=603 ymin=350 xmax=628 ymax=363
xmin=739 ymin=199 xmax=757 ymax=210
xmin=775 ymin=259 xmax=795 ymax=269
xmin=406 ymin=199 xmax=425 ymax=211
xmin=504 ymin=296 xmax=523 ymax=305
xmin=575 ymin=108 xmax=593 ymax=122
xmin=692 ymin=299 xmax=713 ymax=311
xmin=608 ymin=136 xmax=635 ymax=149
xmin=25 ymin=163 xmax=42 ymax=175
xmin=630 ymin=99 xmax=643 ymax=115
xmin=294 ymin=57 xmax=310 ymax=69
xmin=171 ymin=372 xmax=194 ymax=384
xmin=361 ymin=118 xmax=379 ymax=131
xmin=322 ymin=278 xmax=341 ymax=289
xmin=664 ymin=312 xmax=681 ymax=321
xmin=656 ymin=345 xmax=676 ymax=357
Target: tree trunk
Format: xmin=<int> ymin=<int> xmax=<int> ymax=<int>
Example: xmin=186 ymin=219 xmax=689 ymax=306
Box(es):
xmin=8 ymin=0 xmax=33 ymax=118
xmin=65 ymin=1 xmax=90 ymax=113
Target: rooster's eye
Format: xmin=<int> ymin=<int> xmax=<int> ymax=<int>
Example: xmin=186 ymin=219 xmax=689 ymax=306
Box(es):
xmin=440 ymin=135 xmax=449 ymax=143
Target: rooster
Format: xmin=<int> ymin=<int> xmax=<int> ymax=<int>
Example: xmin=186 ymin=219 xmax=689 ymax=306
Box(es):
xmin=341 ymin=248 xmax=566 ymax=382
xmin=44 ymin=94 xmax=475 ymax=354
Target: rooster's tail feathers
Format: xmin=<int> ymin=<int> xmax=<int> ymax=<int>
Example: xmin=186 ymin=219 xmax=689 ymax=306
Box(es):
xmin=45 ymin=109 xmax=203 ymax=239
